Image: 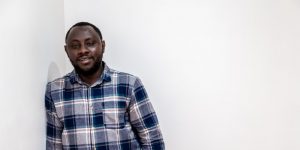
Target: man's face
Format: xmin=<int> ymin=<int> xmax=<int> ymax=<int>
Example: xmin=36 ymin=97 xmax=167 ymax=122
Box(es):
xmin=65 ymin=26 xmax=105 ymax=76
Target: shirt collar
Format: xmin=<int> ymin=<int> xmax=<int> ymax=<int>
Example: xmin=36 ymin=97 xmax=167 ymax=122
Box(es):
xmin=69 ymin=61 xmax=111 ymax=85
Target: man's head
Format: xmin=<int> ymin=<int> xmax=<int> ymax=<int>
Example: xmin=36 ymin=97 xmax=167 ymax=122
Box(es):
xmin=65 ymin=22 xmax=103 ymax=43
xmin=65 ymin=22 xmax=105 ymax=76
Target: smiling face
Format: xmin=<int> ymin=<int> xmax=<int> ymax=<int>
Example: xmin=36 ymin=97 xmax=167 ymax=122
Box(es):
xmin=65 ymin=25 xmax=105 ymax=76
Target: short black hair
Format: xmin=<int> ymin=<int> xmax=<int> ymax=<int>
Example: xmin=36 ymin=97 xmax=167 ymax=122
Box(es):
xmin=65 ymin=22 xmax=103 ymax=43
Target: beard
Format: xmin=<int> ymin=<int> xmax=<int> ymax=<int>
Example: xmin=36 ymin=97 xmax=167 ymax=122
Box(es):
xmin=72 ymin=57 xmax=102 ymax=76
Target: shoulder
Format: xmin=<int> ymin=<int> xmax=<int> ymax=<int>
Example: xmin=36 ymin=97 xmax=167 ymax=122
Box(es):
xmin=107 ymin=68 xmax=142 ymax=87
xmin=46 ymin=72 xmax=73 ymax=92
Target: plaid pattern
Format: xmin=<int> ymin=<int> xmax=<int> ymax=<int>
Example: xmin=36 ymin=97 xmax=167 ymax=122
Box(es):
xmin=45 ymin=63 xmax=164 ymax=150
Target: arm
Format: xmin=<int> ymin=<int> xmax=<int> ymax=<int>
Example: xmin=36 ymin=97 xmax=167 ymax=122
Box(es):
xmin=129 ymin=78 xmax=165 ymax=150
xmin=45 ymin=83 xmax=63 ymax=150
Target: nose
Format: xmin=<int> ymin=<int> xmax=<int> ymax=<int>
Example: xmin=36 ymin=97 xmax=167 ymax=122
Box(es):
xmin=78 ymin=45 xmax=89 ymax=55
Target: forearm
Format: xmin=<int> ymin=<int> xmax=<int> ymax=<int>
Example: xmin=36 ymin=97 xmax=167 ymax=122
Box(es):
xmin=131 ymin=112 xmax=165 ymax=149
xmin=46 ymin=113 xmax=63 ymax=150
xmin=139 ymin=126 xmax=165 ymax=150
xmin=46 ymin=136 xmax=63 ymax=150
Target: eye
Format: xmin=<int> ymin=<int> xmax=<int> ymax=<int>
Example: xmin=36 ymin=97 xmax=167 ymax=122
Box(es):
xmin=86 ymin=42 xmax=96 ymax=47
xmin=70 ymin=44 xmax=80 ymax=49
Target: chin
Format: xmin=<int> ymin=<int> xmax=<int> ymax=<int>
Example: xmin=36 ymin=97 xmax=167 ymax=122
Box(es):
xmin=72 ymin=60 xmax=102 ymax=75
xmin=75 ymin=65 xmax=100 ymax=76
xmin=79 ymin=67 xmax=94 ymax=73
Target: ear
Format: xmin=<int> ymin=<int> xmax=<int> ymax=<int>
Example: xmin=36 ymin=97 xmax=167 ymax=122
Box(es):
xmin=64 ymin=45 xmax=70 ymax=58
xmin=101 ymin=40 xmax=106 ymax=53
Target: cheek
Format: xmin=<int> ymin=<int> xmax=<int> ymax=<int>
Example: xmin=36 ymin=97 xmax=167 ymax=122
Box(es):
xmin=67 ymin=52 xmax=77 ymax=61
xmin=92 ymin=48 xmax=104 ymax=56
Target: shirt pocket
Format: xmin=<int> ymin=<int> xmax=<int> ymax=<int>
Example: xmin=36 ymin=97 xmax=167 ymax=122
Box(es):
xmin=103 ymin=99 xmax=128 ymax=129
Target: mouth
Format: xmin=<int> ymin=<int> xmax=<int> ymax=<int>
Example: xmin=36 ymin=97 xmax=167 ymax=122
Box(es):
xmin=77 ymin=56 xmax=92 ymax=64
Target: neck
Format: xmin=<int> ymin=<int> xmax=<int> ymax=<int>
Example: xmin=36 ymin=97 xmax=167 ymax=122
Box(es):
xmin=79 ymin=64 xmax=104 ymax=86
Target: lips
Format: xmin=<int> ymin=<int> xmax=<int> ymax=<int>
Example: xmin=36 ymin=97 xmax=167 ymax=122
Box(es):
xmin=77 ymin=56 xmax=92 ymax=64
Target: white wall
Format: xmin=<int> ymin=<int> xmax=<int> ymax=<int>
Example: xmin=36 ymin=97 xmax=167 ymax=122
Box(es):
xmin=64 ymin=0 xmax=300 ymax=149
xmin=0 ymin=0 xmax=65 ymax=149
xmin=1 ymin=0 xmax=298 ymax=149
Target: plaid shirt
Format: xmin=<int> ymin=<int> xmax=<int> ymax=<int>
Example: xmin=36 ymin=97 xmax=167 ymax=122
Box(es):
xmin=45 ymin=63 xmax=164 ymax=150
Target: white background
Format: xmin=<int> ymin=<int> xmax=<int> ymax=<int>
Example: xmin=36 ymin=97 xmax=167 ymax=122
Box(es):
xmin=64 ymin=0 xmax=300 ymax=150
xmin=0 ymin=0 xmax=299 ymax=149
xmin=0 ymin=0 xmax=65 ymax=149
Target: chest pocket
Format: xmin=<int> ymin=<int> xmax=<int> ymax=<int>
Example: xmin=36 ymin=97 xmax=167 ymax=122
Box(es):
xmin=103 ymin=99 xmax=128 ymax=129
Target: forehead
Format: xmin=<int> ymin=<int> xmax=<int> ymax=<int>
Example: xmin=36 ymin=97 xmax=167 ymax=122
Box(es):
xmin=67 ymin=26 xmax=100 ymax=42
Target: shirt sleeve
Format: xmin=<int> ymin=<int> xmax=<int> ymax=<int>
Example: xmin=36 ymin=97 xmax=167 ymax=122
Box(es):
xmin=45 ymin=83 xmax=63 ymax=150
xmin=129 ymin=77 xmax=165 ymax=150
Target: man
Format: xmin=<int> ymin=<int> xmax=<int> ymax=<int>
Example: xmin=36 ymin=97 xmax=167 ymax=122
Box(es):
xmin=45 ymin=22 xmax=165 ymax=150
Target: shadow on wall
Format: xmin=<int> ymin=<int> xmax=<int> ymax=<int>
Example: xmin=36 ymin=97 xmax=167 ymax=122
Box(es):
xmin=47 ymin=62 xmax=61 ymax=82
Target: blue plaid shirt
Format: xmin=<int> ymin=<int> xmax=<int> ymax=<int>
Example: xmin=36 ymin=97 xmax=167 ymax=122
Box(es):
xmin=45 ymin=63 xmax=164 ymax=150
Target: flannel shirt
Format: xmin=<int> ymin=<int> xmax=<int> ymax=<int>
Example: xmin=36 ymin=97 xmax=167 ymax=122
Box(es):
xmin=45 ymin=63 xmax=164 ymax=150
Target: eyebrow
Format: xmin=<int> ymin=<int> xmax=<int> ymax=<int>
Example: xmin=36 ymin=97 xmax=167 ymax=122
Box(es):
xmin=67 ymin=40 xmax=80 ymax=45
xmin=75 ymin=36 xmax=97 ymax=41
